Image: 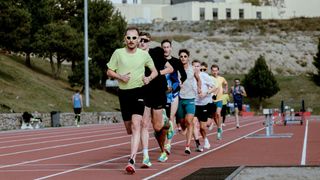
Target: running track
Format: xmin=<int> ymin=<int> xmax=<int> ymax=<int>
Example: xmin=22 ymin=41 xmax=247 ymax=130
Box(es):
xmin=0 ymin=116 xmax=319 ymax=179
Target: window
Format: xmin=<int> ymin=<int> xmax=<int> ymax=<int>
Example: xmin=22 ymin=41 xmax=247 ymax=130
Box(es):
xmin=133 ymin=0 xmax=137 ymax=4
xmin=239 ymin=9 xmax=244 ymax=19
xmin=122 ymin=0 xmax=127 ymax=4
xmin=212 ymin=8 xmax=218 ymax=20
xmin=256 ymin=11 xmax=262 ymax=19
xmin=226 ymin=8 xmax=231 ymax=19
xmin=200 ymin=8 xmax=205 ymax=20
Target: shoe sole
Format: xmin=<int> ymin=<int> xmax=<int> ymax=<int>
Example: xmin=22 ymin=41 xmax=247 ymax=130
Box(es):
xmin=185 ymin=150 xmax=191 ymax=154
xmin=158 ymin=157 xmax=168 ymax=162
xmin=141 ymin=163 xmax=151 ymax=168
xmin=125 ymin=165 xmax=135 ymax=174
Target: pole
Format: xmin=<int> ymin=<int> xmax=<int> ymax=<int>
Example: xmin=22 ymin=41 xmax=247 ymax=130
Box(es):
xmin=84 ymin=0 xmax=89 ymax=107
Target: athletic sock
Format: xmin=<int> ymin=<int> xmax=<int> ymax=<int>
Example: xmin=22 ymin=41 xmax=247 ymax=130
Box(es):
xmin=195 ymin=139 xmax=200 ymax=147
xmin=143 ymin=148 xmax=149 ymax=157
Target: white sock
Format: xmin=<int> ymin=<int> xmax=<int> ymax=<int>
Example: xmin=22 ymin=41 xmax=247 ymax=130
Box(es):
xmin=143 ymin=148 xmax=149 ymax=157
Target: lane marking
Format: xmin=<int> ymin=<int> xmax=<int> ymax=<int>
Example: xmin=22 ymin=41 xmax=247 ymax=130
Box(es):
xmin=0 ymin=130 xmax=126 ymax=150
xmin=34 ymin=119 xmax=263 ymax=180
xmin=0 ymin=127 xmax=124 ymax=144
xmin=300 ymin=119 xmax=309 ymax=165
xmin=143 ymin=127 xmax=265 ymax=180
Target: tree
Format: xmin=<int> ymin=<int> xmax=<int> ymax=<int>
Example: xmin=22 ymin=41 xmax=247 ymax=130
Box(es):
xmin=33 ymin=22 xmax=82 ymax=79
xmin=68 ymin=0 xmax=127 ymax=88
xmin=313 ymin=38 xmax=320 ymax=86
xmin=242 ymin=55 xmax=280 ymax=110
xmin=0 ymin=1 xmax=31 ymax=54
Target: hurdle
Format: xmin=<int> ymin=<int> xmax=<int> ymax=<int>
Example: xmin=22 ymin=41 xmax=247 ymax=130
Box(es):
xmin=247 ymin=108 xmax=292 ymax=139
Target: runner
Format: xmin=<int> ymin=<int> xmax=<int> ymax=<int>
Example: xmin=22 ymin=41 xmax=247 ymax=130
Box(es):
xmin=139 ymin=32 xmax=174 ymax=167
xmin=106 ymin=27 xmax=158 ymax=174
xmin=176 ymin=49 xmax=201 ymax=154
xmin=192 ymin=60 xmax=216 ymax=151
xmin=161 ymin=39 xmax=187 ymax=155
xmin=209 ymin=64 xmax=228 ymax=140
xmin=230 ymin=78 xmax=247 ymax=128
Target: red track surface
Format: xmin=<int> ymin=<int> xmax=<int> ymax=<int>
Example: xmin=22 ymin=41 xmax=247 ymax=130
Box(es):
xmin=0 ymin=116 xmax=319 ymax=180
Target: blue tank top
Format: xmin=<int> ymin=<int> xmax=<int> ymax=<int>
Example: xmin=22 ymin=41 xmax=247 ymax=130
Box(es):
xmin=73 ymin=93 xmax=82 ymax=108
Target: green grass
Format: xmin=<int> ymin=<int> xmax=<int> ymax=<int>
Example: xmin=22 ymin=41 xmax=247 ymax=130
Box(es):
xmin=1 ymin=54 xmax=319 ymax=115
xmin=0 ymin=54 xmax=119 ymax=113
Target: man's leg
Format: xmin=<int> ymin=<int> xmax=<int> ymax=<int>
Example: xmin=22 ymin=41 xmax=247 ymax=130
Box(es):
xmin=141 ymin=107 xmax=152 ymax=168
xmin=126 ymin=114 xmax=142 ymax=174
xmin=235 ymin=107 xmax=240 ymax=128
xmin=152 ymin=108 xmax=169 ymax=162
xmin=185 ymin=114 xmax=194 ymax=154
xmin=193 ymin=117 xmax=203 ymax=152
xmin=216 ymin=107 xmax=223 ymax=140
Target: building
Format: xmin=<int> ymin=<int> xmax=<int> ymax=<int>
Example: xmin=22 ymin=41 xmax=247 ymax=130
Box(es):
xmin=110 ymin=0 xmax=320 ymax=23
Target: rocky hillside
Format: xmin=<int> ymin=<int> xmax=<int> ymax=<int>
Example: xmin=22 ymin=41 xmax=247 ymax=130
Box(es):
xmin=137 ymin=18 xmax=320 ymax=75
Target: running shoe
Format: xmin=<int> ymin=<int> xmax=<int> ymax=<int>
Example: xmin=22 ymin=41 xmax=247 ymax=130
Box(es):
xmin=158 ymin=152 xmax=168 ymax=162
xmin=185 ymin=146 xmax=191 ymax=154
xmin=196 ymin=145 xmax=204 ymax=152
xmin=167 ymin=121 xmax=175 ymax=140
xmin=165 ymin=144 xmax=171 ymax=155
xmin=125 ymin=158 xmax=135 ymax=174
xmin=222 ymin=123 xmax=226 ymax=126
xmin=204 ymin=138 xmax=211 ymax=149
xmin=141 ymin=156 xmax=152 ymax=168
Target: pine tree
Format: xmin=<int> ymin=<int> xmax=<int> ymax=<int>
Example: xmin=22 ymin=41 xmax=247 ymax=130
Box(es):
xmin=243 ymin=55 xmax=280 ymax=110
xmin=313 ymin=38 xmax=320 ymax=86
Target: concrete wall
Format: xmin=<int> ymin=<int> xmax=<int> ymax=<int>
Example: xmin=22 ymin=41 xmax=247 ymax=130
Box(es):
xmin=0 ymin=112 xmax=122 ymax=131
xmin=283 ymin=0 xmax=320 ymax=18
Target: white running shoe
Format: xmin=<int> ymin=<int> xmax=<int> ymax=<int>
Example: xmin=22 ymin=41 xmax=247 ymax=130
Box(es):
xmin=208 ymin=123 xmax=214 ymax=131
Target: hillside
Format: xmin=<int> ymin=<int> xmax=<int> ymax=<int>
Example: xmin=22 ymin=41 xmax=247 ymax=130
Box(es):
xmin=139 ymin=18 xmax=320 ymax=75
xmin=0 ymin=54 xmax=120 ymax=113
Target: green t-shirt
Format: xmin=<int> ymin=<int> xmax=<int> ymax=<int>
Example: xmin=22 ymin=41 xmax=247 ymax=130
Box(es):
xmin=107 ymin=48 xmax=155 ymax=90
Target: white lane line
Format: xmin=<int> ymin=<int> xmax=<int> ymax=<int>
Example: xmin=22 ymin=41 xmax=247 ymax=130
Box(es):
xmin=0 ymin=141 xmax=130 ymax=169
xmin=34 ymin=119 xmax=263 ymax=180
xmin=300 ymin=119 xmax=309 ymax=165
xmin=143 ymin=127 xmax=265 ymax=180
xmin=0 ymin=127 xmax=124 ymax=144
xmin=0 ymin=130 xmax=126 ymax=150
xmin=0 ymin=134 xmax=131 ymax=157
xmin=0 ymin=124 xmax=120 ymax=140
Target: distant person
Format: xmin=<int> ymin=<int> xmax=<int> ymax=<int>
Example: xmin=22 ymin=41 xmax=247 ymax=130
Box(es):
xmin=230 ymin=78 xmax=247 ymax=128
xmin=106 ymin=27 xmax=158 ymax=174
xmin=72 ymin=90 xmax=83 ymax=127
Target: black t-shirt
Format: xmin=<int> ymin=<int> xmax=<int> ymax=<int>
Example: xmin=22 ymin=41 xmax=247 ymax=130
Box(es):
xmin=144 ymin=47 xmax=167 ymax=92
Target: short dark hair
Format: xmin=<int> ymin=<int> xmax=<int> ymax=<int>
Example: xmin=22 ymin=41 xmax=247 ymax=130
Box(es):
xmin=161 ymin=39 xmax=172 ymax=46
xmin=234 ymin=78 xmax=240 ymax=82
xmin=179 ymin=49 xmax=190 ymax=56
xmin=139 ymin=31 xmax=151 ymax=39
xmin=125 ymin=26 xmax=139 ymax=36
xmin=201 ymin=62 xmax=208 ymax=68
xmin=192 ymin=59 xmax=201 ymax=65
xmin=211 ymin=64 xmax=219 ymax=70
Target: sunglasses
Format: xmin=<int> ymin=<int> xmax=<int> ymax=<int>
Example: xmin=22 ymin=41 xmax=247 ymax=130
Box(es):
xmin=126 ymin=36 xmax=138 ymax=41
xmin=140 ymin=38 xmax=150 ymax=43
xmin=200 ymin=68 xmax=207 ymax=72
xmin=180 ymin=55 xmax=188 ymax=58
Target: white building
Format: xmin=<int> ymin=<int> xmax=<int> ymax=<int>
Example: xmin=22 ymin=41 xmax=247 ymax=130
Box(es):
xmin=110 ymin=0 xmax=320 ymax=23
